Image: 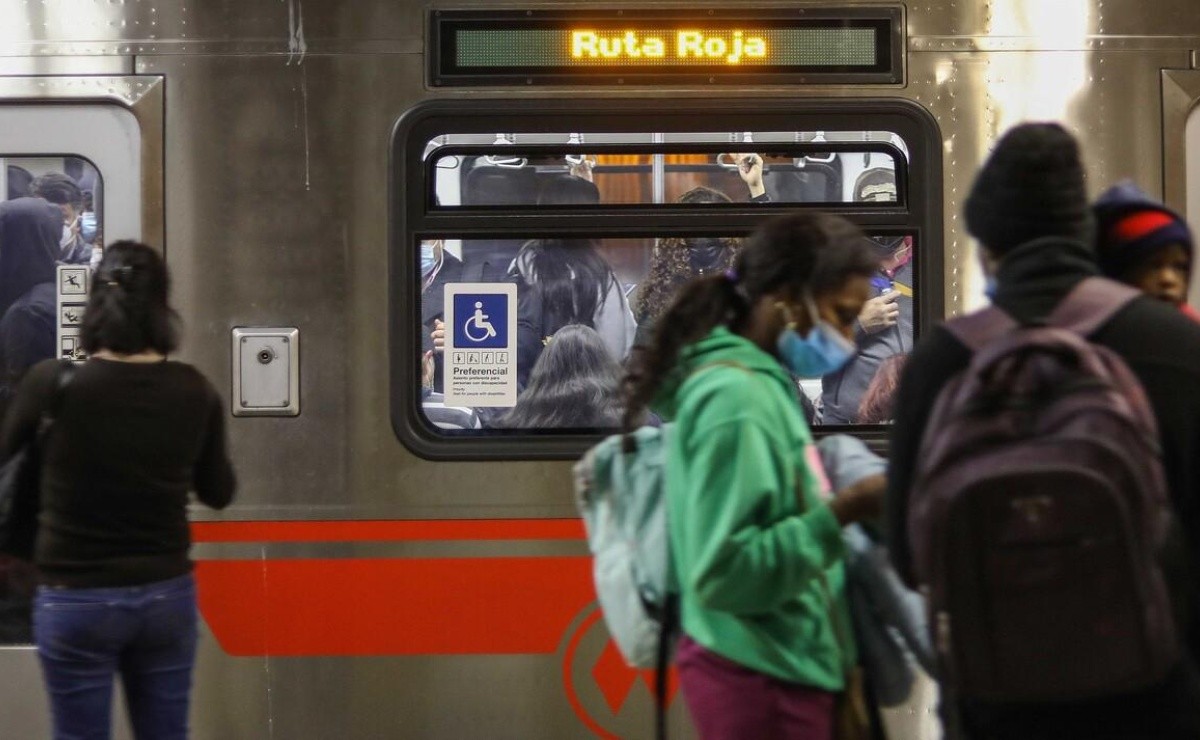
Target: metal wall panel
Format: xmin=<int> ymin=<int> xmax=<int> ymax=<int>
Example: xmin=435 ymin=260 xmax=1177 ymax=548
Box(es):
xmin=0 ymin=1 xmax=1198 ymax=738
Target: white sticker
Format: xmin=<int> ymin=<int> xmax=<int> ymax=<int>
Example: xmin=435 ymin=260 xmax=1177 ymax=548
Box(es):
xmin=56 ymin=265 xmax=90 ymax=364
xmin=443 ymin=282 xmax=518 ymax=407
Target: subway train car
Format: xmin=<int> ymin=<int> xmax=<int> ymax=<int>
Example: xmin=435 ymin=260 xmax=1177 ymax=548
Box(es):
xmin=1 ymin=1 xmax=1199 ymax=737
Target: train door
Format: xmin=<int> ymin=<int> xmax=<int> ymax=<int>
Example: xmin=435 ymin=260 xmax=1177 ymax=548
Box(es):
xmin=1163 ymin=68 xmax=1200 ymax=310
xmin=0 ymin=74 xmax=163 ymax=739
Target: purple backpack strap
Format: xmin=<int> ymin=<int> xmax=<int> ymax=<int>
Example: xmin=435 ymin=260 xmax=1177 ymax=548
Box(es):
xmin=944 ymin=306 xmax=1018 ymax=353
xmin=1047 ymin=276 xmax=1141 ymax=335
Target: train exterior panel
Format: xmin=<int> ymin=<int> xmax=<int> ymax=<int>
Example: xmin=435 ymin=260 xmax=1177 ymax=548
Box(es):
xmin=2 ymin=1 xmax=1200 ymax=737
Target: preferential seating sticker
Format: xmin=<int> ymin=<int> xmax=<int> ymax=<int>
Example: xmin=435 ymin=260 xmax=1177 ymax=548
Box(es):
xmin=444 ymin=282 xmax=518 ymax=407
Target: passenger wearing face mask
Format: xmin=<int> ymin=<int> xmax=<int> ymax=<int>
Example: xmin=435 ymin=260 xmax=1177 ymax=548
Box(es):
xmin=623 ymin=212 xmax=882 ymax=739
xmin=633 ymin=187 xmax=742 ymax=347
xmin=819 ymin=236 xmax=913 ymax=425
xmin=31 ymin=173 xmax=90 ymax=265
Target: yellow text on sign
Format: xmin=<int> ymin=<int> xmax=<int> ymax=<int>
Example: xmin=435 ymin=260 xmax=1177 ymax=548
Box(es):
xmin=570 ymin=30 xmax=768 ymax=65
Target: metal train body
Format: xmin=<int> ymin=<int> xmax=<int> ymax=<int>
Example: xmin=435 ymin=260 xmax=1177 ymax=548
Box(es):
xmin=2 ymin=1 xmax=1200 ymax=737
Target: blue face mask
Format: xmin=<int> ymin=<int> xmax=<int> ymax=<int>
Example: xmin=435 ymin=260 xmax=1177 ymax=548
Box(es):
xmin=420 ymin=242 xmax=438 ymax=281
xmin=776 ymin=296 xmax=857 ymax=378
xmin=80 ymin=211 xmax=97 ymax=242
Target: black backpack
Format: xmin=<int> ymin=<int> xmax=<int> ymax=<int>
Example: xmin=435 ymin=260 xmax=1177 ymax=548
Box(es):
xmin=908 ymin=277 xmax=1179 ymax=702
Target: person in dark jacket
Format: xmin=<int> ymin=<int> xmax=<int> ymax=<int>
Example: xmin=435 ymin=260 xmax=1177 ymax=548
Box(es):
xmin=3 ymin=241 xmax=236 ymax=740
xmin=885 ymin=122 xmax=1200 ymax=739
xmin=0 ymin=198 xmax=60 ymax=401
xmin=0 ymin=197 xmax=58 ymax=321
xmin=1093 ymin=180 xmax=1197 ymax=319
xmin=421 ymin=236 xmax=466 ymax=395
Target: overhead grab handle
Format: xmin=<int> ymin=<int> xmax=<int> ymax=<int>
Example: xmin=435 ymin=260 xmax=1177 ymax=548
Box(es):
xmin=485 ymin=133 xmax=527 ymax=169
xmin=793 ymin=131 xmax=837 ymax=168
xmin=716 ymin=152 xmax=742 ymax=170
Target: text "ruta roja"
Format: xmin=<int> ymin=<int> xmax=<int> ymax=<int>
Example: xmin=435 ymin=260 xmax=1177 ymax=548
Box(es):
xmin=570 ymin=30 xmax=768 ymax=64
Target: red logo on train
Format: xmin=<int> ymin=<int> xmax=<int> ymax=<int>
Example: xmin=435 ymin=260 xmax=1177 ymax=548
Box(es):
xmin=559 ymin=603 xmax=679 ymax=739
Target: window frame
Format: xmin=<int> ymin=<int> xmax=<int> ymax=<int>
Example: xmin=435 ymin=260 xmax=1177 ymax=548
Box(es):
xmin=390 ymin=98 xmax=943 ymax=460
xmin=429 ymin=141 xmax=909 ymax=210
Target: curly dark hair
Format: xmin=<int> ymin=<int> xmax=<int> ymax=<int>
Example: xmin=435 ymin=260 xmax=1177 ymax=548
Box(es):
xmin=633 ymin=186 xmax=739 ymax=328
xmin=623 ymin=211 xmax=880 ymax=431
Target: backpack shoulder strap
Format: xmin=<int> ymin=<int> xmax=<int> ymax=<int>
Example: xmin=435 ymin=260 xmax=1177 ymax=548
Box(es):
xmin=1046 ymin=276 xmax=1141 ymax=336
xmin=943 ymin=306 xmax=1018 ymax=353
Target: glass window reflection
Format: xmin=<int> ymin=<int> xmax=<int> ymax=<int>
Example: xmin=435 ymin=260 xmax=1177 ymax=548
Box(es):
xmin=416 ymin=231 xmax=915 ymax=435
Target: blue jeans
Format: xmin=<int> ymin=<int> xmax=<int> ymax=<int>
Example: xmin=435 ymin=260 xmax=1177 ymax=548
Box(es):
xmin=34 ymin=573 xmax=198 ymax=740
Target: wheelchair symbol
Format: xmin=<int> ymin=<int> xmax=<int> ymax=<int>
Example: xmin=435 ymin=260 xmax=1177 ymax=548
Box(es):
xmin=462 ymin=301 xmax=498 ymax=343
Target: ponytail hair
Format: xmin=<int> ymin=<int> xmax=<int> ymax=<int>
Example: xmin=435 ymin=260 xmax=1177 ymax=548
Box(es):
xmin=623 ymin=212 xmax=878 ymax=431
xmin=623 ymin=274 xmax=748 ymax=431
xmin=80 ymin=240 xmax=179 ymax=355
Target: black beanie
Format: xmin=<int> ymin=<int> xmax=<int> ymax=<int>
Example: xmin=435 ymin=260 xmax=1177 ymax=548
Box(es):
xmin=964 ymin=123 xmax=1094 ymax=256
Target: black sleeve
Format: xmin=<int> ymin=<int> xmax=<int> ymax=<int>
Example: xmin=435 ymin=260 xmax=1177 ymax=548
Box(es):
xmin=515 ymin=281 xmax=543 ymax=390
xmin=193 ymin=389 xmax=236 ymax=510
xmin=0 ymin=360 xmax=58 ymax=463
xmin=750 ymin=192 xmax=772 ymax=204
xmin=884 ymin=326 xmax=970 ymax=586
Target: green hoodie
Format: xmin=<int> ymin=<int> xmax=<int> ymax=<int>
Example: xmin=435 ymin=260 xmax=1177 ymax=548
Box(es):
xmin=654 ymin=327 xmax=854 ymax=689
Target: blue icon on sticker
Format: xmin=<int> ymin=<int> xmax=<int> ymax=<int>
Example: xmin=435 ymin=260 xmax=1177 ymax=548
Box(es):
xmin=453 ymin=293 xmax=508 ymax=349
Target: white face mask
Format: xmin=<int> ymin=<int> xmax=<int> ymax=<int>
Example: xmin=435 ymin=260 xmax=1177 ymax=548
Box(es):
xmin=60 ymin=217 xmax=78 ymax=250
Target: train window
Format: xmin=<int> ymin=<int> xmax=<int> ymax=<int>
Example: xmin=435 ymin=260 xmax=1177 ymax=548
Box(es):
xmin=414 ymin=231 xmax=916 ymax=435
xmin=393 ymin=100 xmax=942 ymax=459
xmin=0 ymin=155 xmax=103 ymax=645
xmin=428 ymin=131 xmax=907 ymax=207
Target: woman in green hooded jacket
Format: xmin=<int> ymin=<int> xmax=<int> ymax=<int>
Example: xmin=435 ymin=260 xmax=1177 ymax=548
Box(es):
xmin=623 ymin=212 xmax=885 ymax=739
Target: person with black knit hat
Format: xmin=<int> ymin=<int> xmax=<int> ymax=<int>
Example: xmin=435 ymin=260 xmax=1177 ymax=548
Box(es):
xmin=1093 ymin=180 xmax=1197 ymax=317
xmin=885 ymin=121 xmax=1200 ymax=739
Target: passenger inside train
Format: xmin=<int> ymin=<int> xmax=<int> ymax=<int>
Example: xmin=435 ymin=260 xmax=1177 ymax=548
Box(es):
xmin=0 ymin=157 xmax=103 ymax=645
xmin=416 ymin=133 xmax=913 ymax=435
xmin=497 ymin=323 xmax=622 ymax=430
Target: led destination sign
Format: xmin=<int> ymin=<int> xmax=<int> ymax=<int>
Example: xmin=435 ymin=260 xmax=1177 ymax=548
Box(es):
xmin=430 ymin=9 xmax=902 ymax=86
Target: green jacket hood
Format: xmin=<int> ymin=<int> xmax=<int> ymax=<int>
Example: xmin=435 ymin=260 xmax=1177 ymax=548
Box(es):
xmin=652 ymin=327 xmax=794 ymax=421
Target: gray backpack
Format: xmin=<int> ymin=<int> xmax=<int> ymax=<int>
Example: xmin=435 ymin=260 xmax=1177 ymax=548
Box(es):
xmin=907 ymin=277 xmax=1179 ymax=702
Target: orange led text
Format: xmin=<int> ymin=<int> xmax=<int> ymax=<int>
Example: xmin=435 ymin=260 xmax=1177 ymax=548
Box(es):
xmin=570 ymin=30 xmax=768 ymax=64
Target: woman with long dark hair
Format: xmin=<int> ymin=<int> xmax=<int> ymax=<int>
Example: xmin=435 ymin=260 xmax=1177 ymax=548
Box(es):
xmin=625 ymin=212 xmax=882 ymax=738
xmin=511 ymin=174 xmax=637 ymax=386
xmin=499 ymin=324 xmax=621 ymax=429
xmin=2 ymin=241 xmax=236 ymax=739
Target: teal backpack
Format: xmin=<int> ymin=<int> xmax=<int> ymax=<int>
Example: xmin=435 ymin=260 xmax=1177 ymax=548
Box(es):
xmin=573 ymin=424 xmax=676 ymax=669
xmin=573 ymin=363 xmax=746 ymax=740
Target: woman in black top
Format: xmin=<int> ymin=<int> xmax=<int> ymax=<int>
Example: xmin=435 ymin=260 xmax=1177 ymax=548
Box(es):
xmin=1 ymin=240 xmax=236 ymax=740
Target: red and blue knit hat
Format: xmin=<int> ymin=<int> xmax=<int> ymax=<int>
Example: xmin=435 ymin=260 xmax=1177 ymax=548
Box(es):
xmin=1093 ymin=180 xmax=1193 ymax=278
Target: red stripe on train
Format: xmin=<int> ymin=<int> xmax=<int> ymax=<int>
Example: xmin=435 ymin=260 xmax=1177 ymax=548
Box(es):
xmin=191 ymin=519 xmax=586 ymax=543
xmin=192 ymin=520 xmax=594 ymax=656
xmin=195 ymin=556 xmax=594 ymax=656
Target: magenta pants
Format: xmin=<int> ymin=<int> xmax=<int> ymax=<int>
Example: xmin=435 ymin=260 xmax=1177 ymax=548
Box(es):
xmin=676 ymin=634 xmax=835 ymax=740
